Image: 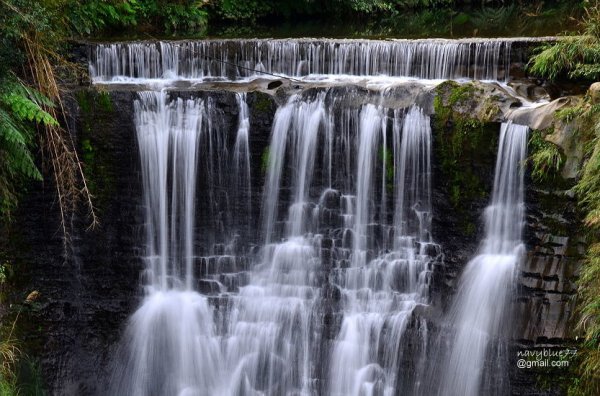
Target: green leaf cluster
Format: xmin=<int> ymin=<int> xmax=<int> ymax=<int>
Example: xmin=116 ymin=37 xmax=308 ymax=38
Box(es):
xmin=529 ymin=2 xmax=600 ymax=81
xmin=210 ymin=0 xmax=483 ymax=23
xmin=66 ymin=0 xmax=140 ymax=36
xmin=528 ymin=130 xmax=565 ymax=183
xmin=65 ymin=0 xmax=209 ymax=36
xmin=564 ymin=96 xmax=600 ymax=396
xmin=0 ymin=77 xmax=55 ymax=217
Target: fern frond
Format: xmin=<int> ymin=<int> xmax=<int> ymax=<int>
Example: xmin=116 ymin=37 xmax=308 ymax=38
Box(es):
xmin=1 ymin=92 xmax=58 ymax=126
xmin=0 ymin=142 xmax=41 ymax=181
xmin=0 ymin=107 xmax=30 ymax=146
xmin=3 ymin=78 xmax=55 ymax=108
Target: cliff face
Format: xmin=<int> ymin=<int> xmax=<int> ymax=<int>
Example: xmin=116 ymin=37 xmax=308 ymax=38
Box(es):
xmin=7 ymin=82 xmax=583 ymax=395
xmin=7 ymin=90 xmax=144 ymax=395
xmin=7 ymin=88 xmax=278 ymax=395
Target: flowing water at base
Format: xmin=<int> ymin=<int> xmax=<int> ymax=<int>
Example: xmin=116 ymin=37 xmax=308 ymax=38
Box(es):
xmin=102 ymin=37 xmax=532 ymax=396
xmin=434 ymin=122 xmax=528 ymax=396
xmin=110 ymin=89 xmax=445 ymax=395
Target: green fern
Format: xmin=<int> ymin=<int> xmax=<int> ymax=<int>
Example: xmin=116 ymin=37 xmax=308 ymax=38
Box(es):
xmin=0 ymin=77 xmax=55 ymax=216
xmin=529 ymin=4 xmax=600 ymax=81
xmin=528 ymin=131 xmax=565 ymax=182
xmin=2 ymin=93 xmax=58 ymax=126
xmin=0 ymin=108 xmax=41 ymax=179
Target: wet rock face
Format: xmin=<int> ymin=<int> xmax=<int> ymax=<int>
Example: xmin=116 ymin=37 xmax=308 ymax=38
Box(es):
xmin=517 ymin=183 xmax=582 ymax=343
xmin=8 ymin=88 xmax=277 ymax=395
xmin=10 ymin=90 xmax=144 ymax=395
xmin=10 ymin=85 xmax=581 ymax=395
xmin=434 ymin=80 xmax=524 ymax=123
xmin=429 ymin=119 xmax=499 ymax=309
xmin=507 ymin=180 xmax=583 ymax=395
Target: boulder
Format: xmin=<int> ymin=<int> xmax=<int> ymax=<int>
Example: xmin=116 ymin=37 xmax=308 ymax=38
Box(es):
xmin=589 ymin=81 xmax=600 ymax=103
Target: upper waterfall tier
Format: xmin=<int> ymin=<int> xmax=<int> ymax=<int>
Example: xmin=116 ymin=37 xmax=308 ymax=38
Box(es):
xmin=89 ymin=38 xmax=550 ymax=83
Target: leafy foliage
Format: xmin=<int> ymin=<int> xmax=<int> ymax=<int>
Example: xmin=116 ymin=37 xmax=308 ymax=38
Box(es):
xmin=65 ymin=0 xmax=139 ymax=36
xmin=0 ymin=337 xmax=20 ymax=396
xmin=528 ymin=13 xmax=600 ymax=391
xmin=1 ymin=0 xmax=99 ymax=234
xmin=0 ymin=276 xmax=45 ymax=396
xmin=576 ymin=119 xmax=600 ymax=229
xmin=205 ymin=0 xmax=580 ymax=41
xmin=214 ymin=0 xmax=275 ymax=21
xmin=0 ymin=3 xmax=49 ymax=379
xmin=159 ymin=1 xmax=208 ymax=33
xmin=565 ymin=96 xmax=600 ymax=395
xmin=0 ymin=77 xmax=54 ymax=216
xmin=529 ymin=2 xmax=600 ymax=81
xmin=64 ymin=0 xmax=208 ymax=36
xmin=346 ymin=0 xmax=394 ymax=13
xmin=528 ymin=130 xmax=565 ymax=183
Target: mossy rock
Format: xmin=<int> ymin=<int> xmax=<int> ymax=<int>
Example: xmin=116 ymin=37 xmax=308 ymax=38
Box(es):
xmin=251 ymin=91 xmax=276 ymax=114
xmin=434 ymin=80 xmax=520 ymax=127
xmin=433 ymin=81 xmax=502 ymax=235
xmin=76 ymin=89 xmax=114 ymax=116
xmin=74 ymin=88 xmax=118 ymax=213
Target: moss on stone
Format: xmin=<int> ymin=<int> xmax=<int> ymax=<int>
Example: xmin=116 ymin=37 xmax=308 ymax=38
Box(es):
xmin=76 ymin=89 xmax=115 ymax=116
xmin=97 ymin=90 xmax=113 ymax=112
xmin=76 ymin=90 xmax=92 ymax=114
xmin=253 ymin=91 xmax=274 ymax=114
xmin=433 ymin=81 xmax=500 ymax=235
xmin=478 ymin=96 xmax=502 ymax=122
xmin=75 ymin=89 xmax=117 ymax=212
xmin=434 ymin=121 xmax=498 ymax=234
xmin=433 ymin=81 xmax=484 ymax=130
xmin=378 ymin=146 xmax=394 ymax=192
xmin=260 ymin=147 xmax=270 ymax=175
xmin=447 ymin=81 xmax=476 ymax=106
xmin=433 ymin=95 xmax=450 ymax=131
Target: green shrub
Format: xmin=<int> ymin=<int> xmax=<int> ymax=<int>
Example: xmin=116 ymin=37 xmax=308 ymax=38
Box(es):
xmin=0 ymin=77 xmax=54 ymax=217
xmin=65 ymin=0 xmax=208 ymax=36
xmin=569 ymin=96 xmax=600 ymax=396
xmin=528 ymin=130 xmax=565 ymax=183
xmin=529 ymin=3 xmax=600 ymax=81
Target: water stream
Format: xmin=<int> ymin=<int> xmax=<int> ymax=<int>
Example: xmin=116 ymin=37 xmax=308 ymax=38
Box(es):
xmin=90 ymin=38 xmax=518 ymax=83
xmin=100 ymin=39 xmax=530 ymax=396
xmin=434 ymin=122 xmax=528 ymax=396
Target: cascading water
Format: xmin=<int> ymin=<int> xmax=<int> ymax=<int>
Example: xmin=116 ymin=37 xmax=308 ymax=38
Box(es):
xmin=329 ymin=106 xmax=434 ymax=396
xmin=434 ymin=122 xmax=528 ymax=396
xmin=233 ymin=92 xmax=252 ymax=231
xmin=220 ymin=93 xmax=329 ymax=395
xmin=99 ymin=37 xmax=532 ymax=396
xmin=89 ymin=38 xmax=517 ymax=82
xmin=110 ymin=84 xmax=441 ymax=395
xmin=110 ymin=91 xmax=222 ymax=396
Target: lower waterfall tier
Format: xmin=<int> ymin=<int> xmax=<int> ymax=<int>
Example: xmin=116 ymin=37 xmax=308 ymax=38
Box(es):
xmin=9 ymin=85 xmax=581 ymax=395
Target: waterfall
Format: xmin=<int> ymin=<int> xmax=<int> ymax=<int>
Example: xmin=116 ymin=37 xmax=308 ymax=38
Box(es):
xmin=135 ymin=91 xmax=204 ymax=290
xmin=352 ymin=104 xmax=384 ymax=267
xmin=98 ymin=36 xmax=527 ymax=396
xmin=262 ymin=93 xmax=328 ymax=243
xmin=436 ymin=122 xmax=528 ymax=396
xmin=329 ymin=106 xmax=434 ymax=396
xmin=233 ymin=93 xmax=252 ymax=232
xmin=221 ymin=93 xmax=328 ymax=395
xmin=89 ymin=38 xmax=515 ymax=82
xmin=111 ymin=85 xmax=442 ymax=395
xmin=110 ymin=91 xmax=224 ymax=396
